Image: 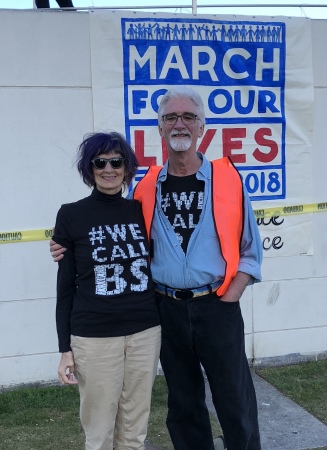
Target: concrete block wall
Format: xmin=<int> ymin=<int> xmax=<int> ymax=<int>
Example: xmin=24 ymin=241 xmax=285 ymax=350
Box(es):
xmin=0 ymin=10 xmax=326 ymax=387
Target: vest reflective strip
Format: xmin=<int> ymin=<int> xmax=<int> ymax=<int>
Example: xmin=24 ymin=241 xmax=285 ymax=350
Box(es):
xmin=133 ymin=158 xmax=243 ymax=296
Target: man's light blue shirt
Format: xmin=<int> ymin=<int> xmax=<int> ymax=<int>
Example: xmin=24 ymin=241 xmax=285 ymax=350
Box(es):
xmin=131 ymin=153 xmax=262 ymax=289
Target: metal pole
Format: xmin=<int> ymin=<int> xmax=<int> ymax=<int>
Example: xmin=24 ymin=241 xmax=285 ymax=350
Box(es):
xmin=197 ymin=3 xmax=327 ymax=7
xmin=46 ymin=4 xmax=327 ymax=11
xmin=27 ymin=3 xmax=327 ymax=11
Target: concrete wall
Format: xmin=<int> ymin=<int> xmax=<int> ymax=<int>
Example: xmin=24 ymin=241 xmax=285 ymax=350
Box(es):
xmin=0 ymin=10 xmax=92 ymax=387
xmin=0 ymin=10 xmax=326 ymax=388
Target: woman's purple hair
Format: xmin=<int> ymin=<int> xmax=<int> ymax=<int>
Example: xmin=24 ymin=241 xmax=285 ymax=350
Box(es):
xmin=76 ymin=132 xmax=139 ymax=187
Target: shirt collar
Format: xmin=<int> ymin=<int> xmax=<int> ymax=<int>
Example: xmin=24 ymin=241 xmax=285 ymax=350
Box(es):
xmin=158 ymin=152 xmax=211 ymax=182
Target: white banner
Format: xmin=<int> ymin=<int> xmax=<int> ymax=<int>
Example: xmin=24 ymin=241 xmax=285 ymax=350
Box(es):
xmin=89 ymin=10 xmax=314 ymax=257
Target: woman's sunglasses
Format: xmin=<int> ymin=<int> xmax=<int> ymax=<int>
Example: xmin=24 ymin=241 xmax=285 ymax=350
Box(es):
xmin=91 ymin=157 xmax=125 ymax=170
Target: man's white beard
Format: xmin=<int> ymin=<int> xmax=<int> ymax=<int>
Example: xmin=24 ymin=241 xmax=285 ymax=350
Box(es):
xmin=170 ymin=136 xmax=192 ymax=152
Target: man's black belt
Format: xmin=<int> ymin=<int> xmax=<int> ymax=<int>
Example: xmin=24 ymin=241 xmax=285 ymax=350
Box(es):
xmin=154 ymin=280 xmax=222 ymax=300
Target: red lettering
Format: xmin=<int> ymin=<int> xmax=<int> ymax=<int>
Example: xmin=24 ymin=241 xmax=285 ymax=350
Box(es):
xmin=253 ymin=128 xmax=278 ymax=163
xmin=222 ymin=128 xmax=246 ymax=163
xmin=134 ymin=130 xmax=157 ymax=166
xmin=198 ymin=129 xmax=217 ymax=154
xmin=161 ymin=138 xmax=168 ymax=164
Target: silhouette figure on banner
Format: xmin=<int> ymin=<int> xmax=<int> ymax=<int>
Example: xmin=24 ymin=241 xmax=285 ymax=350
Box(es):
xmin=125 ymin=20 xmax=282 ymax=43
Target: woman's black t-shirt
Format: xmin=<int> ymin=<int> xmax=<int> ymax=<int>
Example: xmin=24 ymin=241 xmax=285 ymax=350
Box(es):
xmin=54 ymin=187 xmax=160 ymax=352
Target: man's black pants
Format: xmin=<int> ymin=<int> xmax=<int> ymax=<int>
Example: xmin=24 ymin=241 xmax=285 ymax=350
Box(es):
xmin=156 ymin=292 xmax=261 ymax=450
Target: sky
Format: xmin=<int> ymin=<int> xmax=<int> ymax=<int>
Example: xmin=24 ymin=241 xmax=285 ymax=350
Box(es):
xmin=1 ymin=0 xmax=327 ymax=19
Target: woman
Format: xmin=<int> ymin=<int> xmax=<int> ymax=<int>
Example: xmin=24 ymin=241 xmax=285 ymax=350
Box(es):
xmin=54 ymin=131 xmax=161 ymax=450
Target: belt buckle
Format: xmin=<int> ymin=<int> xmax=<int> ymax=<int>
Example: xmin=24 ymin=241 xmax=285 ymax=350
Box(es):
xmin=174 ymin=289 xmax=194 ymax=300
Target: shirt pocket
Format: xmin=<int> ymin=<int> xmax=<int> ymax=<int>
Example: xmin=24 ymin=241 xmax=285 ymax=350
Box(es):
xmin=201 ymin=220 xmax=218 ymax=239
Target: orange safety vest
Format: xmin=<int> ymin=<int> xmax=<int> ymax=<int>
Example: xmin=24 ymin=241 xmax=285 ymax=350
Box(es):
xmin=133 ymin=157 xmax=244 ymax=296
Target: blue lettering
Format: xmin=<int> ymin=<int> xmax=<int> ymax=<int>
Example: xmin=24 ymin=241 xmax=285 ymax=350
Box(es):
xmin=133 ymin=90 xmax=148 ymax=113
xmin=208 ymin=88 xmax=279 ymax=115
xmin=234 ymin=89 xmax=255 ymax=114
xmin=258 ymin=90 xmax=279 ymax=113
xmin=151 ymin=88 xmax=167 ymax=113
xmin=208 ymin=89 xmax=233 ymax=114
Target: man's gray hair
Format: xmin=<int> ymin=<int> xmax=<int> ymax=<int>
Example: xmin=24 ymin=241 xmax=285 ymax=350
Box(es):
xmin=158 ymin=86 xmax=206 ymax=125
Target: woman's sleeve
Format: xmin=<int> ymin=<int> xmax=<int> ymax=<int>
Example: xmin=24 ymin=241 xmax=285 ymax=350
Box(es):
xmin=54 ymin=206 xmax=76 ymax=352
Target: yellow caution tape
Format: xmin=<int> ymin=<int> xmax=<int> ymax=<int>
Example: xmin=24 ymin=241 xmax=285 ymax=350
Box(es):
xmin=0 ymin=229 xmax=54 ymax=245
xmin=253 ymin=202 xmax=327 ymax=218
xmin=1 ymin=202 xmax=327 ymax=244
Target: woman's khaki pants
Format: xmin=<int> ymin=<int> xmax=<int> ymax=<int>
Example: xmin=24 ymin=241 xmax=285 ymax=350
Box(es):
xmin=71 ymin=325 xmax=161 ymax=450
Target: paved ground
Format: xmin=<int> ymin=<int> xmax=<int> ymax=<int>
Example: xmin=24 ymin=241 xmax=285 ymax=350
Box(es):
xmin=146 ymin=371 xmax=327 ymax=450
xmin=254 ymin=372 xmax=327 ymax=450
xmin=206 ymin=371 xmax=327 ymax=450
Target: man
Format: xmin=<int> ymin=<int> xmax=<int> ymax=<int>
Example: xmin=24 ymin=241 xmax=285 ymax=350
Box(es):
xmin=51 ymin=86 xmax=262 ymax=450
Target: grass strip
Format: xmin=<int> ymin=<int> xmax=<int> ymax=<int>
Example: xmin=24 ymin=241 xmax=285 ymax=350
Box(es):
xmin=0 ymin=376 xmax=220 ymax=450
xmin=2 ymin=361 xmax=326 ymax=450
xmin=256 ymin=359 xmax=327 ymax=426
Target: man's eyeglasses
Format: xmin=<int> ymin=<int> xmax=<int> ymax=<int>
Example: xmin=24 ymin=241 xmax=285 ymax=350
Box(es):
xmin=91 ymin=157 xmax=125 ymax=170
xmin=162 ymin=112 xmax=198 ymax=125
